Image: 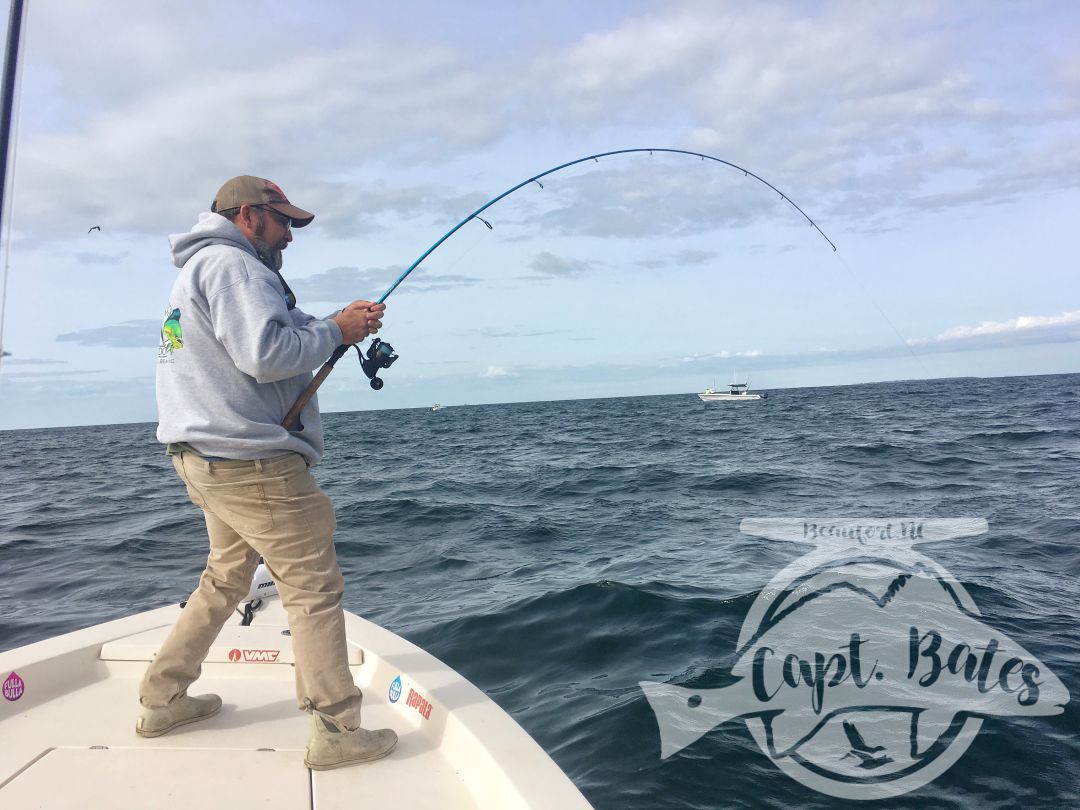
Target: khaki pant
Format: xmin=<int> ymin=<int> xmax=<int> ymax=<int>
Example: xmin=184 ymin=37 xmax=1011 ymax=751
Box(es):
xmin=139 ymin=452 xmax=362 ymax=728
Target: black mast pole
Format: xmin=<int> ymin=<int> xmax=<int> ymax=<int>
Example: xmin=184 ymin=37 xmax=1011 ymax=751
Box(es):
xmin=0 ymin=0 xmax=25 ymax=366
xmin=0 ymin=0 xmax=25 ymax=232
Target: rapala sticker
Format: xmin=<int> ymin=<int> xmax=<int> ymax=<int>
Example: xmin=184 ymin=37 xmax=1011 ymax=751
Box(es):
xmin=405 ymin=687 xmax=434 ymax=721
xmin=227 ymin=648 xmax=280 ymax=663
xmin=389 ymin=675 xmax=403 ymax=704
xmin=641 ymin=518 xmax=1071 ymax=801
xmin=3 ymin=671 xmax=24 ymax=702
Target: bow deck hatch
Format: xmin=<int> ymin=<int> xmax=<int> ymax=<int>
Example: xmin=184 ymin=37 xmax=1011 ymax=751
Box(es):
xmin=98 ymin=623 xmax=363 ymax=665
xmin=0 ymin=747 xmax=309 ymax=809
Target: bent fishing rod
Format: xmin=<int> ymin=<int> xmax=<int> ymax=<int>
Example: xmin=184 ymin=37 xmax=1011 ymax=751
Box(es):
xmin=282 ymin=148 xmax=836 ymax=431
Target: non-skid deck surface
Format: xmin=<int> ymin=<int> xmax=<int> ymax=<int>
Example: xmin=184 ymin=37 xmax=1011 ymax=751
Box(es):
xmin=1 ymin=601 xmax=591 ymax=809
xmin=2 ymin=748 xmax=308 ymax=809
xmin=0 ymin=669 xmax=476 ymax=809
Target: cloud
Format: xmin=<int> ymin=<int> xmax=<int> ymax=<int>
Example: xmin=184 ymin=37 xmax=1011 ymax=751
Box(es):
xmin=289 ymin=265 xmax=482 ymax=303
xmin=531 ymin=1 xmax=1080 ymax=222
xmin=0 ymin=357 xmax=66 ymax=365
xmin=528 ymin=159 xmax=795 ymax=239
xmin=289 ymin=266 xmax=401 ymax=303
xmin=76 ymin=250 xmax=131 ymax=265
xmin=675 ymin=248 xmax=717 ymax=265
xmin=637 ymin=248 xmax=717 ymax=270
xmin=482 ymin=365 xmax=511 ymax=378
xmin=435 ymin=191 xmax=495 ymax=223
xmin=675 ymin=309 xmax=1080 ymax=373
xmin=0 ymin=368 xmax=104 ymax=379
xmin=0 ymin=371 xmax=155 ymax=429
xmin=910 ymin=310 xmax=1080 ymax=349
xmin=682 ymin=349 xmax=764 ymax=362
xmin=15 ymin=1 xmax=1080 ymax=245
xmin=637 ymin=258 xmax=666 ymax=270
xmin=536 ymin=3 xmax=974 ymax=140
xmin=455 ymin=328 xmax=566 ymax=339
xmin=55 ymin=320 xmax=159 ymax=348
xmin=530 ymin=251 xmax=597 ymax=277
xmin=300 ymin=181 xmax=453 ymax=239
xmin=17 ymin=14 xmax=513 ymax=239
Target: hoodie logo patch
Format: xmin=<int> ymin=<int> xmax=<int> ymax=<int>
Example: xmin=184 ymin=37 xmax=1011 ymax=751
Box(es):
xmin=158 ymin=306 xmax=184 ymax=361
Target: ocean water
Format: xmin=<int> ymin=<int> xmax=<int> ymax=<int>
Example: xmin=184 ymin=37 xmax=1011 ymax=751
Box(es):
xmin=1 ymin=373 xmax=1078 ymax=808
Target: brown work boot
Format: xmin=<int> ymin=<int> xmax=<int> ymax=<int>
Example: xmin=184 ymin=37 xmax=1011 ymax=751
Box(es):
xmin=136 ymin=692 xmax=222 ymax=737
xmin=304 ymin=707 xmax=398 ymax=770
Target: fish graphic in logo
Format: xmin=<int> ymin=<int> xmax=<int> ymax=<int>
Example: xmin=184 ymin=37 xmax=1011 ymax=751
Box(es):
xmin=389 ymin=675 xmax=403 ymax=704
xmin=160 ymin=307 xmax=183 ymax=352
xmin=641 ymin=518 xmax=1071 ymax=800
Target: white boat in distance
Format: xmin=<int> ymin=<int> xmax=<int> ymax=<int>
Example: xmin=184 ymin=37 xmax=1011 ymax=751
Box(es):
xmin=0 ymin=572 xmax=591 ymax=809
xmin=698 ymin=381 xmax=767 ymax=401
xmin=431 ymin=403 xmax=444 ymax=411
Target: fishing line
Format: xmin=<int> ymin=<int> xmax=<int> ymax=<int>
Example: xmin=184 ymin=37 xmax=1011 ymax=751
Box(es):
xmin=834 ymin=252 xmax=931 ymax=378
xmin=415 ymin=221 xmax=488 ymax=289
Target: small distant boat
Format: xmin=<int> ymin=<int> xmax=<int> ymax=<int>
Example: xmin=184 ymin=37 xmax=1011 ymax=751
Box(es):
xmin=698 ymin=381 xmax=766 ymax=402
xmin=431 ymin=403 xmax=444 ymax=412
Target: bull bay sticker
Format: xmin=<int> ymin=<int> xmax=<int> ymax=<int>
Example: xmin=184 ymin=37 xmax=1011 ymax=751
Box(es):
xmin=640 ymin=518 xmax=1071 ymax=801
xmin=389 ymin=675 xmax=403 ymax=704
xmin=3 ymin=671 xmax=24 ymax=702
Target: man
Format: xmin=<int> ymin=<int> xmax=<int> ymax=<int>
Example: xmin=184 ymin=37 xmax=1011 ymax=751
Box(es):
xmin=141 ymin=175 xmax=396 ymax=770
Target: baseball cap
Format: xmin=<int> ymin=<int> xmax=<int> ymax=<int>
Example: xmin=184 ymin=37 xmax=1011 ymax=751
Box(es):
xmin=211 ymin=175 xmax=315 ymax=227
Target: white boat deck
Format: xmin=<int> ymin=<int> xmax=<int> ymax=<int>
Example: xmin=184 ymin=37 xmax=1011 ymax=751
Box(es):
xmin=0 ymin=600 xmax=590 ymax=809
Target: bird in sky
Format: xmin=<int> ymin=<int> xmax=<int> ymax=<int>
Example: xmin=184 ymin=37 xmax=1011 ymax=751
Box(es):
xmin=87 ymin=225 xmax=100 ymax=233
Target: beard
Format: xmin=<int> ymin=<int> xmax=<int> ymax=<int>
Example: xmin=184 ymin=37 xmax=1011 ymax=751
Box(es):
xmin=251 ymin=218 xmax=286 ymax=272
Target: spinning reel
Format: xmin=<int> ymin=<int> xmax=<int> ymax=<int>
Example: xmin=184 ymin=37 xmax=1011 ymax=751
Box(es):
xmin=282 ymin=337 xmax=399 ymax=431
xmin=356 ymin=338 xmax=398 ymax=390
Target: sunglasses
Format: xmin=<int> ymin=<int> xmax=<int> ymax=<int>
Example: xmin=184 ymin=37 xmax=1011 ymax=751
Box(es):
xmin=257 ymin=206 xmax=291 ymax=230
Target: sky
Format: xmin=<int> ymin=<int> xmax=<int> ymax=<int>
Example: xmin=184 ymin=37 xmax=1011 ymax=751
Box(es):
xmin=0 ymin=0 xmax=1077 ymax=430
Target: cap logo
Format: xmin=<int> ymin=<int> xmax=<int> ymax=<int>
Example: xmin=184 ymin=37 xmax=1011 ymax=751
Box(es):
xmin=265 ymin=181 xmax=287 ymax=203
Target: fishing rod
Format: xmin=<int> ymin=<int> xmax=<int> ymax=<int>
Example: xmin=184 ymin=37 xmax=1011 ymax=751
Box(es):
xmin=282 ymin=148 xmax=836 ymax=431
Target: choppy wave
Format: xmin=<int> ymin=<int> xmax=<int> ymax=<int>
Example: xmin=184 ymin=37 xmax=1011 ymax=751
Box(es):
xmin=2 ymin=373 xmax=1078 ymax=808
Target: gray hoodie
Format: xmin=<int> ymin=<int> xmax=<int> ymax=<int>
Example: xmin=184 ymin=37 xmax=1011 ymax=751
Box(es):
xmin=156 ymin=212 xmax=343 ymax=465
